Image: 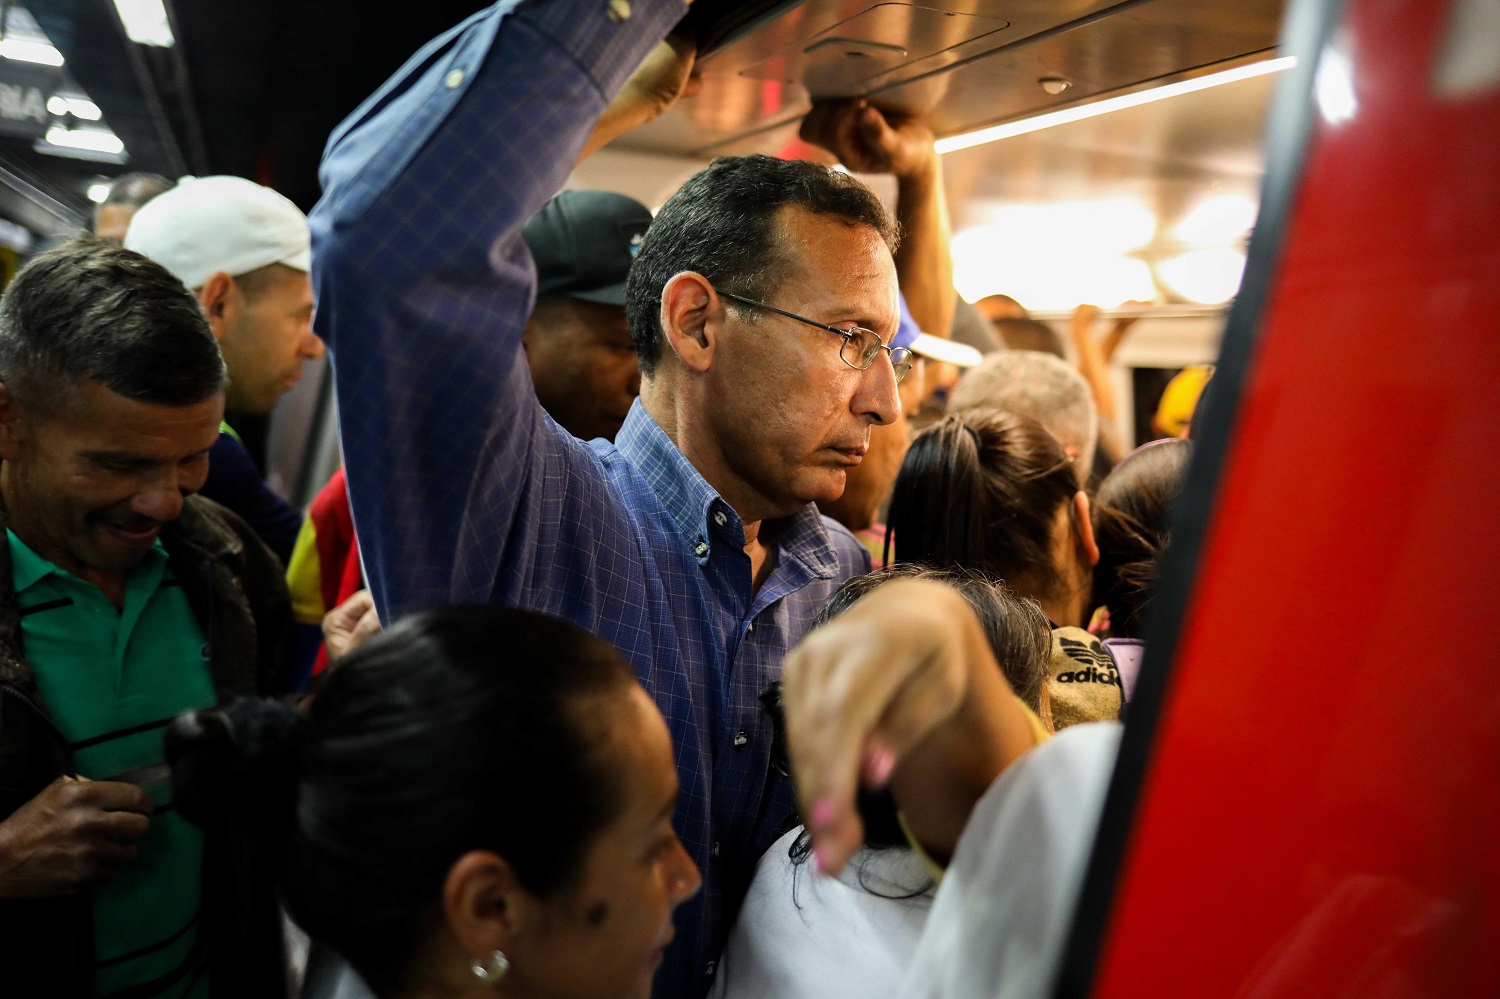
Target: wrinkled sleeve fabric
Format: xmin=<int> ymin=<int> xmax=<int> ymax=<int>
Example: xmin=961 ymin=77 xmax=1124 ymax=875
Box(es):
xmin=309 ymin=0 xmax=683 ymax=622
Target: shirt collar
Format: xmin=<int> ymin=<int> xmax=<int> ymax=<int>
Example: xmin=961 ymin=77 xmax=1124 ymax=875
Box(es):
xmin=614 ymin=400 xmax=842 ymax=578
xmin=6 ymin=529 xmax=169 ymax=593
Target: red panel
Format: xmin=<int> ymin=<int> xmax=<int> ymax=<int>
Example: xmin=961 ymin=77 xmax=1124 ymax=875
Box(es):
xmin=1087 ymin=1 xmax=1500 ymax=995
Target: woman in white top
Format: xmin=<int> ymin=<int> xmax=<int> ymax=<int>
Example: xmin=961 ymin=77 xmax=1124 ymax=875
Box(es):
xmin=780 ymin=575 xmax=1123 ymax=999
xmin=711 ymin=566 xmax=1051 ymax=999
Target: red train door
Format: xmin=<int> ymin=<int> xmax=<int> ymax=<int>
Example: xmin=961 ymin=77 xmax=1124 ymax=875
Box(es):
xmin=1055 ymin=0 xmax=1500 ymax=994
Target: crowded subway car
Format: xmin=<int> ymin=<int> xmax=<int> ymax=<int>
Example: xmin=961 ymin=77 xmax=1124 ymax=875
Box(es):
xmin=0 ymin=0 xmax=1493 ymax=996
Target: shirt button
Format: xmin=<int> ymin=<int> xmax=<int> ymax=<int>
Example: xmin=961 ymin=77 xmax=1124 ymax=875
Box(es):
xmin=733 ymin=731 xmax=748 ymax=747
xmin=711 ymin=841 xmax=720 ymax=858
xmin=608 ymin=0 xmax=631 ymax=23
xmin=713 ymin=511 xmax=727 ymax=527
xmin=693 ymin=541 xmax=709 ymax=557
xmin=705 ymin=961 xmax=716 ymax=978
xmin=444 ymin=68 xmax=465 ymax=89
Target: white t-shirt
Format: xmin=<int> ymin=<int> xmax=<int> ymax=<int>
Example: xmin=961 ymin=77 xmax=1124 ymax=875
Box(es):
xmin=898 ymin=721 xmax=1122 ymax=999
xmin=710 ymin=828 xmax=935 ymax=999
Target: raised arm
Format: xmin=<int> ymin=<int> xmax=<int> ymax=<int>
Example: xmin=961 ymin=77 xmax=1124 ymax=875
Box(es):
xmin=309 ymin=0 xmax=683 ymax=620
xmin=781 ymin=578 xmax=1041 ymax=873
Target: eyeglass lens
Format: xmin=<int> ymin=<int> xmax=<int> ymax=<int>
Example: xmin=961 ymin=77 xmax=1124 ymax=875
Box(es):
xmin=840 ymin=328 xmax=912 ymax=383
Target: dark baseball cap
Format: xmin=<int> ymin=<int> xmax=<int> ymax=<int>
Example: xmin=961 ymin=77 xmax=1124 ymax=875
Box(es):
xmin=522 ymin=190 xmax=653 ymax=308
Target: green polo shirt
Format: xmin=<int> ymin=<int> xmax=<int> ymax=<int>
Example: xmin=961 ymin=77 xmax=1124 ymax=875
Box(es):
xmin=9 ymin=530 xmax=215 ymax=998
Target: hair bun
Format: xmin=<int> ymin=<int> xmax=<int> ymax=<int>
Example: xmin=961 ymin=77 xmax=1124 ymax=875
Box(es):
xmin=166 ymin=697 xmax=305 ymax=844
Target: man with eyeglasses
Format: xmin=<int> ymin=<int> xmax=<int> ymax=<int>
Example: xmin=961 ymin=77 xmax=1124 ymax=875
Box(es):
xmin=308 ymin=4 xmax=906 ymax=996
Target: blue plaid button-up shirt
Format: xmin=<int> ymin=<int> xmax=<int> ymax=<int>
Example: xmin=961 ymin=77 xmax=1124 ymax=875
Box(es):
xmin=309 ymin=3 xmax=870 ymax=996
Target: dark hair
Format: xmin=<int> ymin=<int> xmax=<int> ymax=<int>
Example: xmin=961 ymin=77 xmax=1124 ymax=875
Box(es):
xmin=100 ymin=171 xmax=175 ymax=210
xmin=992 ymin=317 xmax=1064 ymax=357
xmin=0 ymin=233 xmax=225 ymax=412
xmin=166 ymin=605 xmax=636 ymax=996
xmin=1092 ymin=439 xmax=1192 ymax=638
xmin=887 ymin=409 xmax=1080 ymax=604
xmin=624 ymin=154 xmax=898 ymax=377
xmin=812 ymin=565 xmax=1051 ymax=711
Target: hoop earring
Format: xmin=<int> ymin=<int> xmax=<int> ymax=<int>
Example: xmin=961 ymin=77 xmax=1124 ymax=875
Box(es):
xmin=471 ymin=949 xmax=509 ymax=985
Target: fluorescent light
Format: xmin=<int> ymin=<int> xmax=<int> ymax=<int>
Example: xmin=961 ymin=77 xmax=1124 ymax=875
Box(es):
xmin=88 ymin=182 xmax=111 ymax=203
xmin=936 ymin=56 xmax=1297 ymax=155
xmin=0 ymin=37 xmax=64 ymax=66
xmin=113 ymin=0 xmax=175 ymax=47
xmin=47 ymin=96 xmax=103 ymax=121
xmin=44 ymin=126 xmax=125 ymax=155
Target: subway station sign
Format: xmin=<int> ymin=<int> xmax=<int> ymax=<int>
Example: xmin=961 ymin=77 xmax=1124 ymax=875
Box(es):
xmin=0 ymin=62 xmax=63 ymax=141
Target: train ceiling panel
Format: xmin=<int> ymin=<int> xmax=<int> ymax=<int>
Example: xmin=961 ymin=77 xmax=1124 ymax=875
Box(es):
xmin=616 ymin=0 xmax=1286 ymax=159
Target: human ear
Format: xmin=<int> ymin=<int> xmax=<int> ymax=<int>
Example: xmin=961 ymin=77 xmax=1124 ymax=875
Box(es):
xmin=1073 ymin=491 xmax=1100 ymax=567
xmin=658 ymin=272 xmax=718 ymax=374
xmin=440 ymin=850 xmax=538 ymax=980
xmin=197 ymin=272 xmax=236 ymax=343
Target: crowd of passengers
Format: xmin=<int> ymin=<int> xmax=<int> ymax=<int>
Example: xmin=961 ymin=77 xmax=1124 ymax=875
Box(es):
xmin=0 ymin=3 xmax=1213 ymax=998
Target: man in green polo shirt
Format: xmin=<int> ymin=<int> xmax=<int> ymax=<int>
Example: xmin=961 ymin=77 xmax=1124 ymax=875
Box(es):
xmin=0 ymin=235 xmax=292 ymax=998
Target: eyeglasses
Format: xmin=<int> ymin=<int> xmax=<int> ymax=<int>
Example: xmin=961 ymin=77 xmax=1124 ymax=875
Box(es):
xmin=717 ymin=289 xmax=912 ymax=383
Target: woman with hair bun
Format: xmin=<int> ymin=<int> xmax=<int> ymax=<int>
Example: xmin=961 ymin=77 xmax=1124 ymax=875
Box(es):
xmin=885 ymin=409 xmax=1119 ymax=729
xmin=166 ymin=605 xmax=700 ymax=999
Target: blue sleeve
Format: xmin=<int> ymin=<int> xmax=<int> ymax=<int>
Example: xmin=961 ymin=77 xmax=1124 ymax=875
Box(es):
xmin=309 ymin=0 xmax=684 ymax=621
xmin=199 ymin=434 xmax=303 ymax=566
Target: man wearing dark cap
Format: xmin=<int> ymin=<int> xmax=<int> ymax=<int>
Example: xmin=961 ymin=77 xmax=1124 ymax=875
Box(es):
xmin=521 ymin=189 xmax=653 ymax=442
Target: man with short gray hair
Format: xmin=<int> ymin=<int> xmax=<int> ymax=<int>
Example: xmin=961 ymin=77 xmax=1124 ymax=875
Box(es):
xmin=949 ymin=349 xmax=1100 ymax=479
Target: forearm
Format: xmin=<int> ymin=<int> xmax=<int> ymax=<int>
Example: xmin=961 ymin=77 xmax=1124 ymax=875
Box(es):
xmin=894 ymin=158 xmax=955 ymax=340
xmin=1070 ymin=314 xmax=1119 ymax=424
xmin=889 ymin=616 xmax=1039 ymax=863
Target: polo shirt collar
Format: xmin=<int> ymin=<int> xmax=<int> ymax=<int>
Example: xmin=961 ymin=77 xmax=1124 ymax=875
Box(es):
xmin=6 ymin=529 xmax=169 ymax=593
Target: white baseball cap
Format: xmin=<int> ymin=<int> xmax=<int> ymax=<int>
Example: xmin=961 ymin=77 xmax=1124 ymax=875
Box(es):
xmin=124 ymin=175 xmax=311 ymax=291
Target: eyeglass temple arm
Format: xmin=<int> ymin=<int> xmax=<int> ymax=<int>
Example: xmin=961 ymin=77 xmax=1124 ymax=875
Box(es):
xmin=717 ymin=291 xmax=855 ymax=340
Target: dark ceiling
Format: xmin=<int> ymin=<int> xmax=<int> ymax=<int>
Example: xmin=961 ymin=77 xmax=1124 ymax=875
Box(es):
xmin=16 ymin=0 xmax=489 ymax=224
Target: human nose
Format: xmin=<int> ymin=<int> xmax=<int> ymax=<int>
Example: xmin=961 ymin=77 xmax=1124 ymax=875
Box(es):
xmin=302 ymin=329 xmax=327 ymax=361
xmin=667 ymin=834 xmax=702 ymax=905
xmin=854 ymin=350 xmax=902 ymax=426
xmin=131 ymin=473 xmax=186 ymax=523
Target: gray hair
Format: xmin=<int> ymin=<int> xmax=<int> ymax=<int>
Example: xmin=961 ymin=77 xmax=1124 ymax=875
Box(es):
xmin=948 ymin=350 xmax=1098 ymax=476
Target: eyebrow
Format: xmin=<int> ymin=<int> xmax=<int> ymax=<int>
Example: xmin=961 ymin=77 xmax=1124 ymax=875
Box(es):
xmin=83 ymin=445 xmax=214 ymax=463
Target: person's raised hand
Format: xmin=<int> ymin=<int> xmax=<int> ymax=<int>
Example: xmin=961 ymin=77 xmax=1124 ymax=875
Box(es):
xmin=323 ymin=588 xmax=381 ymax=666
xmin=799 ymin=99 xmax=936 ymax=181
xmin=0 ymin=776 xmax=154 ymax=899
xmin=616 ymin=33 xmax=702 ymax=125
xmin=781 ymin=578 xmax=988 ymax=875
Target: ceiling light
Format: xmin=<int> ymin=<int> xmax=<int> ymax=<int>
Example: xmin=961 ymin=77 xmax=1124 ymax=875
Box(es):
xmin=936 ymin=56 xmax=1297 ymax=155
xmin=47 ymin=96 xmax=103 ymax=121
xmin=953 ymin=207 xmax=1158 ymax=311
xmin=44 ymin=126 xmax=125 ymax=155
xmin=1172 ymin=194 xmax=1258 ymax=246
xmin=1155 ymin=248 xmax=1247 ymax=304
xmin=0 ymin=37 xmax=65 ymax=66
xmin=1314 ymin=43 xmax=1357 ymax=125
xmin=87 ymin=182 xmax=111 ymax=203
xmin=113 ymin=0 xmax=175 ymax=47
